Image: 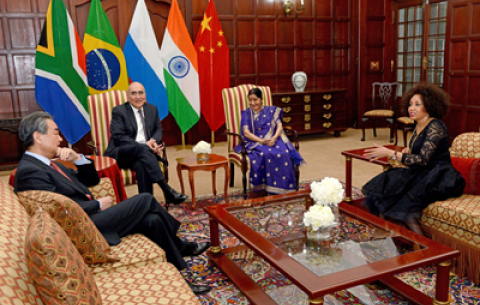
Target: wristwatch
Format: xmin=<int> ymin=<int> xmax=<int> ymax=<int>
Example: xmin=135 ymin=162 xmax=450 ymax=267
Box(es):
xmin=391 ymin=151 xmax=397 ymax=160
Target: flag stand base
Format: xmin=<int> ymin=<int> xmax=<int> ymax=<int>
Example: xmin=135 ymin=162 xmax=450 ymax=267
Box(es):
xmin=174 ymin=134 xmax=192 ymax=150
xmin=210 ymin=131 xmax=224 ymax=147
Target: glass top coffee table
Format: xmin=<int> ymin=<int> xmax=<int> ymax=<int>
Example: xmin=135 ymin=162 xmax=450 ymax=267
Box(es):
xmin=204 ymin=190 xmax=459 ymax=305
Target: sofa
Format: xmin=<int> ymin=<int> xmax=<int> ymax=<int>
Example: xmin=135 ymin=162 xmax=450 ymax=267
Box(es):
xmin=0 ymin=178 xmax=199 ymax=304
xmin=421 ymin=132 xmax=480 ymax=285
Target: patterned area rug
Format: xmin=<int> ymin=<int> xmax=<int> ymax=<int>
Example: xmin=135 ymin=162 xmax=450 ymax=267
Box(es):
xmin=164 ymin=179 xmax=480 ymax=305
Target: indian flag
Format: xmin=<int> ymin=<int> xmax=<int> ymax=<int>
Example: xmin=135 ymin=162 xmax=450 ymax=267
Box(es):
xmin=160 ymin=0 xmax=200 ymax=134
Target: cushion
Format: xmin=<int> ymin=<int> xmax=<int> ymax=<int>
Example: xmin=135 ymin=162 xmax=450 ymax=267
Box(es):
xmin=89 ymin=177 xmax=118 ymax=205
xmin=396 ymin=116 xmax=414 ymax=124
xmin=17 ymin=190 xmax=116 ymax=263
xmin=95 ymin=263 xmax=199 ymax=305
xmin=451 ymin=157 xmax=480 ymax=195
xmin=25 ymin=212 xmax=102 ymax=305
xmin=364 ymin=109 xmax=394 ymax=116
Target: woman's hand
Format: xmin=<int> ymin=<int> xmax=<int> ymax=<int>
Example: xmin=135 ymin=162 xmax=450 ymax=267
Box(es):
xmin=402 ymin=147 xmax=409 ymax=154
xmin=363 ymin=143 xmax=394 ymax=161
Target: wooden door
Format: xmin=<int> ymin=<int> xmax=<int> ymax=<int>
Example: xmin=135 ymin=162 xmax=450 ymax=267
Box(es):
xmin=443 ymin=0 xmax=480 ymax=138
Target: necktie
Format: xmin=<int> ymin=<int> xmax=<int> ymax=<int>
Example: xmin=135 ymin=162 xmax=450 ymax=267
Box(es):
xmin=50 ymin=161 xmax=72 ymax=181
xmin=138 ymin=109 xmax=149 ymax=140
xmin=50 ymin=161 xmax=92 ymax=200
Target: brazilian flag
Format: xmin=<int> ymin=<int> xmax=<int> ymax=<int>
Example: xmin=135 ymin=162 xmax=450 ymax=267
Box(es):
xmin=83 ymin=0 xmax=129 ymax=94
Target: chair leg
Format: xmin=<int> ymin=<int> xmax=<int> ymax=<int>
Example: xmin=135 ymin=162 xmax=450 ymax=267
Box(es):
xmin=361 ymin=120 xmax=366 ymax=141
xmin=229 ymin=163 xmax=235 ymax=187
xmin=373 ymin=121 xmax=377 ymax=137
xmin=389 ymin=122 xmax=395 ymax=143
xmin=242 ymin=170 xmax=247 ymax=199
xmin=403 ymin=128 xmax=408 ymax=147
xmin=295 ymin=165 xmax=300 ymax=191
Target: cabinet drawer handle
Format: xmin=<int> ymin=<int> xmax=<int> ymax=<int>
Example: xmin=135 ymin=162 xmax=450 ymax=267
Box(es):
xmin=304 ymin=105 xmax=311 ymax=112
xmin=283 ymin=117 xmax=292 ymax=123
xmin=283 ymin=106 xmax=292 ymax=113
xmin=323 ymin=104 xmax=332 ymax=110
xmin=281 ymin=97 xmax=291 ymax=104
xmin=323 ymin=113 xmax=332 ymax=119
xmin=323 ymin=94 xmax=332 ymax=100
xmin=305 ymin=123 xmax=311 ymax=130
xmin=304 ymin=95 xmax=311 ymax=103
xmin=323 ymin=122 xmax=332 ymax=129
xmin=304 ymin=114 xmax=311 ymax=122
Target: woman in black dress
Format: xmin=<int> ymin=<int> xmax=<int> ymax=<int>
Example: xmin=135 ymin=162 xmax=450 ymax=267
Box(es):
xmin=362 ymin=83 xmax=465 ymax=236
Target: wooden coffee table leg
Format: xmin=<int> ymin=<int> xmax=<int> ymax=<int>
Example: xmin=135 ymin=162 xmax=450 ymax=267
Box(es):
xmin=224 ymin=164 xmax=229 ymax=202
xmin=309 ymin=296 xmax=324 ymax=305
xmin=345 ymin=156 xmax=352 ymax=202
xmin=209 ymin=218 xmax=222 ymax=255
xmin=212 ymin=170 xmax=217 ymax=196
xmin=433 ymin=260 xmax=451 ymax=305
xmin=188 ymin=170 xmax=196 ymax=209
xmin=176 ymin=163 xmax=185 ymax=195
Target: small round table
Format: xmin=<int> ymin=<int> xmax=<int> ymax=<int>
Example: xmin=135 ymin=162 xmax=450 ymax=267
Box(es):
xmin=176 ymin=153 xmax=230 ymax=209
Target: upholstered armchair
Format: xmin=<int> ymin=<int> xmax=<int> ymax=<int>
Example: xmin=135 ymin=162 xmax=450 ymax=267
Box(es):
xmin=421 ymin=132 xmax=480 ymax=285
xmin=222 ymin=84 xmax=300 ymax=198
xmin=87 ymin=90 xmax=169 ymax=186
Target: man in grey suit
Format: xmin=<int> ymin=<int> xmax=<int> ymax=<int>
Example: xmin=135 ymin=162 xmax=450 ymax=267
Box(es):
xmin=104 ymin=82 xmax=187 ymax=204
xmin=14 ymin=111 xmax=211 ymax=294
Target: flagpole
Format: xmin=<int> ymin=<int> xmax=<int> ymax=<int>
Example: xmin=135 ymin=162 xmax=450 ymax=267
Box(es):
xmin=210 ymin=130 xmax=223 ymax=147
xmin=175 ymin=133 xmax=192 ymax=150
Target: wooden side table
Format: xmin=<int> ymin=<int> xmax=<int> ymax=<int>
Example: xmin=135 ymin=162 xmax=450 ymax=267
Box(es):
xmin=341 ymin=145 xmax=403 ymax=202
xmin=176 ymin=153 xmax=230 ymax=209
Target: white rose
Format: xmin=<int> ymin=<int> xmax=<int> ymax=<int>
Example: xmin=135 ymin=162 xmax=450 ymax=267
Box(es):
xmin=193 ymin=140 xmax=212 ymax=154
xmin=309 ymin=177 xmax=344 ymax=206
xmin=303 ymin=205 xmax=334 ymax=231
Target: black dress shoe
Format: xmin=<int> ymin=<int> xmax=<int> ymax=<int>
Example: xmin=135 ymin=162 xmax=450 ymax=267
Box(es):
xmin=166 ymin=189 xmax=188 ymax=205
xmin=180 ymin=242 xmax=211 ymax=257
xmin=186 ymin=280 xmax=211 ymax=294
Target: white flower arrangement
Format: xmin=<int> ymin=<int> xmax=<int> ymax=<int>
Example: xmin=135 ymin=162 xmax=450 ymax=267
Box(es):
xmin=310 ymin=177 xmax=344 ymax=207
xmin=303 ymin=205 xmax=335 ymax=231
xmin=192 ymin=140 xmax=212 ymax=154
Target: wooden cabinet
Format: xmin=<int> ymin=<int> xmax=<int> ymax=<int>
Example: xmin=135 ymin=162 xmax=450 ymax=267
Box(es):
xmin=272 ymin=89 xmax=347 ymax=137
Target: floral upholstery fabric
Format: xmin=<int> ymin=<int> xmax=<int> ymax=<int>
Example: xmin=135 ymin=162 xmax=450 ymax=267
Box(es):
xmin=364 ymin=109 xmax=394 ymax=116
xmin=89 ymin=177 xmax=118 ymax=204
xmin=17 ymin=190 xmax=116 ymax=264
xmin=25 ymin=212 xmax=102 ymax=305
xmin=90 ymin=234 xmax=166 ymax=277
xmin=450 ymin=132 xmax=480 ymax=159
xmin=95 ymin=263 xmax=199 ymax=305
xmin=0 ymin=182 xmax=43 ymax=304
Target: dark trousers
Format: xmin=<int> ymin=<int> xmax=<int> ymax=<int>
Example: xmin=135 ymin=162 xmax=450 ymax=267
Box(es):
xmin=116 ymin=144 xmax=164 ymax=194
xmin=90 ymin=193 xmax=187 ymax=270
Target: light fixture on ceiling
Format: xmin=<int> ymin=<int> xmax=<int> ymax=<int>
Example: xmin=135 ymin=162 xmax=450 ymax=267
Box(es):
xmin=284 ymin=0 xmax=304 ymax=15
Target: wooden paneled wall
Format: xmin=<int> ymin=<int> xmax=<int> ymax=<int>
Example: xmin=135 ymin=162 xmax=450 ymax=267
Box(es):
xmin=0 ymin=0 xmax=356 ymax=166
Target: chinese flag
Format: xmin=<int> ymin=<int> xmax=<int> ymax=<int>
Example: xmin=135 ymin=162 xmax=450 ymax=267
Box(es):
xmin=194 ymin=0 xmax=229 ymax=132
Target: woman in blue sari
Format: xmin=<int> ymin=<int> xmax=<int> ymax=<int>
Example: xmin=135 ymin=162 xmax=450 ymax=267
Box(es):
xmin=234 ymin=88 xmax=305 ymax=194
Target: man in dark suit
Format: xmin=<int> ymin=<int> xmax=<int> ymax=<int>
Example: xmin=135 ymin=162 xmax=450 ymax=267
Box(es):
xmin=104 ymin=81 xmax=187 ymax=203
xmin=14 ymin=111 xmax=210 ymax=294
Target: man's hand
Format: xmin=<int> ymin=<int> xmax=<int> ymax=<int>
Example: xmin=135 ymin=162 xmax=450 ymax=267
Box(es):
xmin=146 ymin=139 xmax=157 ymax=151
xmin=97 ymin=196 xmax=114 ymax=211
xmin=55 ymin=147 xmax=80 ymax=162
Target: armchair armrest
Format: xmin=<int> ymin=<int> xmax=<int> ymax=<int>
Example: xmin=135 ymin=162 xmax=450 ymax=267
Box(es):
xmin=224 ymin=130 xmax=248 ymax=172
xmin=87 ymin=140 xmax=98 ymax=155
xmin=283 ymin=126 xmax=299 ymax=151
xmin=158 ymin=141 xmax=169 ymax=182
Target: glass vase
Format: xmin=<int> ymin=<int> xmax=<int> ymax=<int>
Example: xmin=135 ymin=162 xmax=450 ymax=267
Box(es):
xmin=306 ymin=225 xmax=330 ymax=249
xmin=196 ymin=153 xmax=210 ymax=162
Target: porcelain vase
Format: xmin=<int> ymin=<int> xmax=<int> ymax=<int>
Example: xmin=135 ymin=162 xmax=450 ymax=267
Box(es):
xmin=292 ymin=71 xmax=307 ymax=92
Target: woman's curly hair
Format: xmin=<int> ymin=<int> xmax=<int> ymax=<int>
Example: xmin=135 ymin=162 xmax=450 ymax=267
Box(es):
xmin=400 ymin=83 xmax=450 ymax=119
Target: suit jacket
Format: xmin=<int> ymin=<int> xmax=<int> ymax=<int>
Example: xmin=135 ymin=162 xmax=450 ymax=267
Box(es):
xmin=14 ymin=154 xmax=101 ymax=215
xmin=104 ymin=102 xmax=163 ymax=159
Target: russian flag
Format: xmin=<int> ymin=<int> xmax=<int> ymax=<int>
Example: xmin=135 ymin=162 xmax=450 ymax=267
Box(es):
xmin=124 ymin=0 xmax=169 ymax=120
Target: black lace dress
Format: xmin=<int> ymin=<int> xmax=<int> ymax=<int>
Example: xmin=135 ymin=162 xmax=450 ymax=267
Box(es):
xmin=362 ymin=119 xmax=465 ymax=221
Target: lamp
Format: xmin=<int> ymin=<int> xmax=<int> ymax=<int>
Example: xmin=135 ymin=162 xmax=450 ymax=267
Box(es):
xmin=284 ymin=0 xmax=304 ymax=15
